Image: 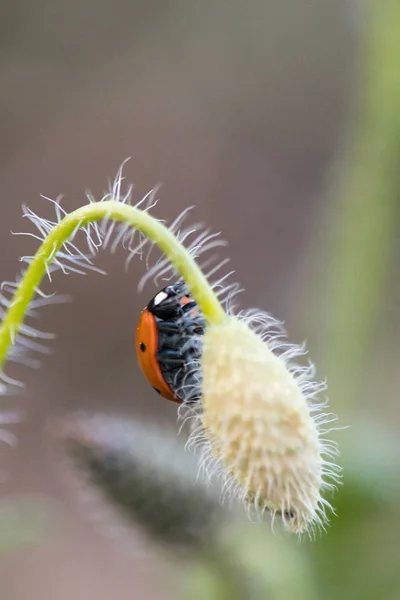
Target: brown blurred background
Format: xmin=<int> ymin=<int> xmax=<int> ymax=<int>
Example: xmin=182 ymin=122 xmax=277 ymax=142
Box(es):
xmin=0 ymin=1 xmax=359 ymax=599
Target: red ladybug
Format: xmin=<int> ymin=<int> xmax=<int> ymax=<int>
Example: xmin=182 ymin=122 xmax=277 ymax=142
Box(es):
xmin=136 ymin=282 xmax=205 ymax=403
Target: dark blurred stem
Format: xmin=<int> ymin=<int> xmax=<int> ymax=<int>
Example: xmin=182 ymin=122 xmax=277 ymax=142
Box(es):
xmin=321 ymin=0 xmax=400 ymax=412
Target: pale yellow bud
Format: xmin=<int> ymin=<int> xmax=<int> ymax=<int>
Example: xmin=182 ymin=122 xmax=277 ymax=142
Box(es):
xmin=197 ymin=314 xmax=339 ymax=535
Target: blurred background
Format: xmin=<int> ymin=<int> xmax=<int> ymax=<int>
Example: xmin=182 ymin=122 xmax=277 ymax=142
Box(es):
xmin=1 ymin=1 xmax=399 ymax=599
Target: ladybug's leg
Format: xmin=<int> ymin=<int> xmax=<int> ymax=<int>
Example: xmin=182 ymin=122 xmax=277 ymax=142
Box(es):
xmin=157 ymin=348 xmax=185 ymax=366
xmin=181 ymin=301 xmax=197 ymax=314
xmin=156 ymin=322 xmax=181 ymax=334
xmin=185 ymin=324 xmax=204 ymax=336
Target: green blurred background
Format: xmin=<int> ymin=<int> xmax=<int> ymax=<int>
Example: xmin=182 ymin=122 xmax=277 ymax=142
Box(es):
xmin=0 ymin=1 xmax=399 ymax=599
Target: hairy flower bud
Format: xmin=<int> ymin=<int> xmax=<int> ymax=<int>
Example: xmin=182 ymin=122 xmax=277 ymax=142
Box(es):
xmin=194 ymin=314 xmax=339 ymax=535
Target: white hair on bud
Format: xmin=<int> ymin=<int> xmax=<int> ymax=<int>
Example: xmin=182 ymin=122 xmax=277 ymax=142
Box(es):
xmin=0 ymin=409 xmax=21 ymax=446
xmin=182 ymin=310 xmax=341 ymax=538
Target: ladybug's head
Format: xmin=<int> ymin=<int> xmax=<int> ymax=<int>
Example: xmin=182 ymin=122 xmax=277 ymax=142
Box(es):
xmin=147 ymin=282 xmax=189 ymax=321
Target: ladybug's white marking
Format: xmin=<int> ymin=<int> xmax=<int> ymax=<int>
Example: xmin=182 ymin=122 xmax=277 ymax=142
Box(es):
xmin=153 ymin=291 xmax=168 ymax=306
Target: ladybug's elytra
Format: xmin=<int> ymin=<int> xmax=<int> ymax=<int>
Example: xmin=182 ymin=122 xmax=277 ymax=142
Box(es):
xmin=135 ymin=282 xmax=205 ymax=403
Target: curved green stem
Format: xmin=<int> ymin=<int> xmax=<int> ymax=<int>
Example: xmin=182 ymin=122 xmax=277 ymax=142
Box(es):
xmin=0 ymin=201 xmax=226 ymax=369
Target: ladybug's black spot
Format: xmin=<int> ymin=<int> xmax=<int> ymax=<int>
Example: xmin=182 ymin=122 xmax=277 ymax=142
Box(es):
xmin=140 ymin=342 xmax=146 ymax=352
xmin=152 ymin=387 xmax=162 ymax=395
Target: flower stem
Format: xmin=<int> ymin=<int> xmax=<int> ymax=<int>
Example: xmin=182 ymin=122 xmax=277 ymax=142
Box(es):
xmin=0 ymin=201 xmax=225 ymax=369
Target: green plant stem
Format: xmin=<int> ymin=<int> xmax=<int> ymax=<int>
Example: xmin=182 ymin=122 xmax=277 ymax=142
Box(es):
xmin=0 ymin=201 xmax=225 ymax=369
xmin=321 ymin=0 xmax=400 ymax=409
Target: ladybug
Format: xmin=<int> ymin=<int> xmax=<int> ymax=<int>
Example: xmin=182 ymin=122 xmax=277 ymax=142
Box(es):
xmin=135 ymin=281 xmax=205 ymax=403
